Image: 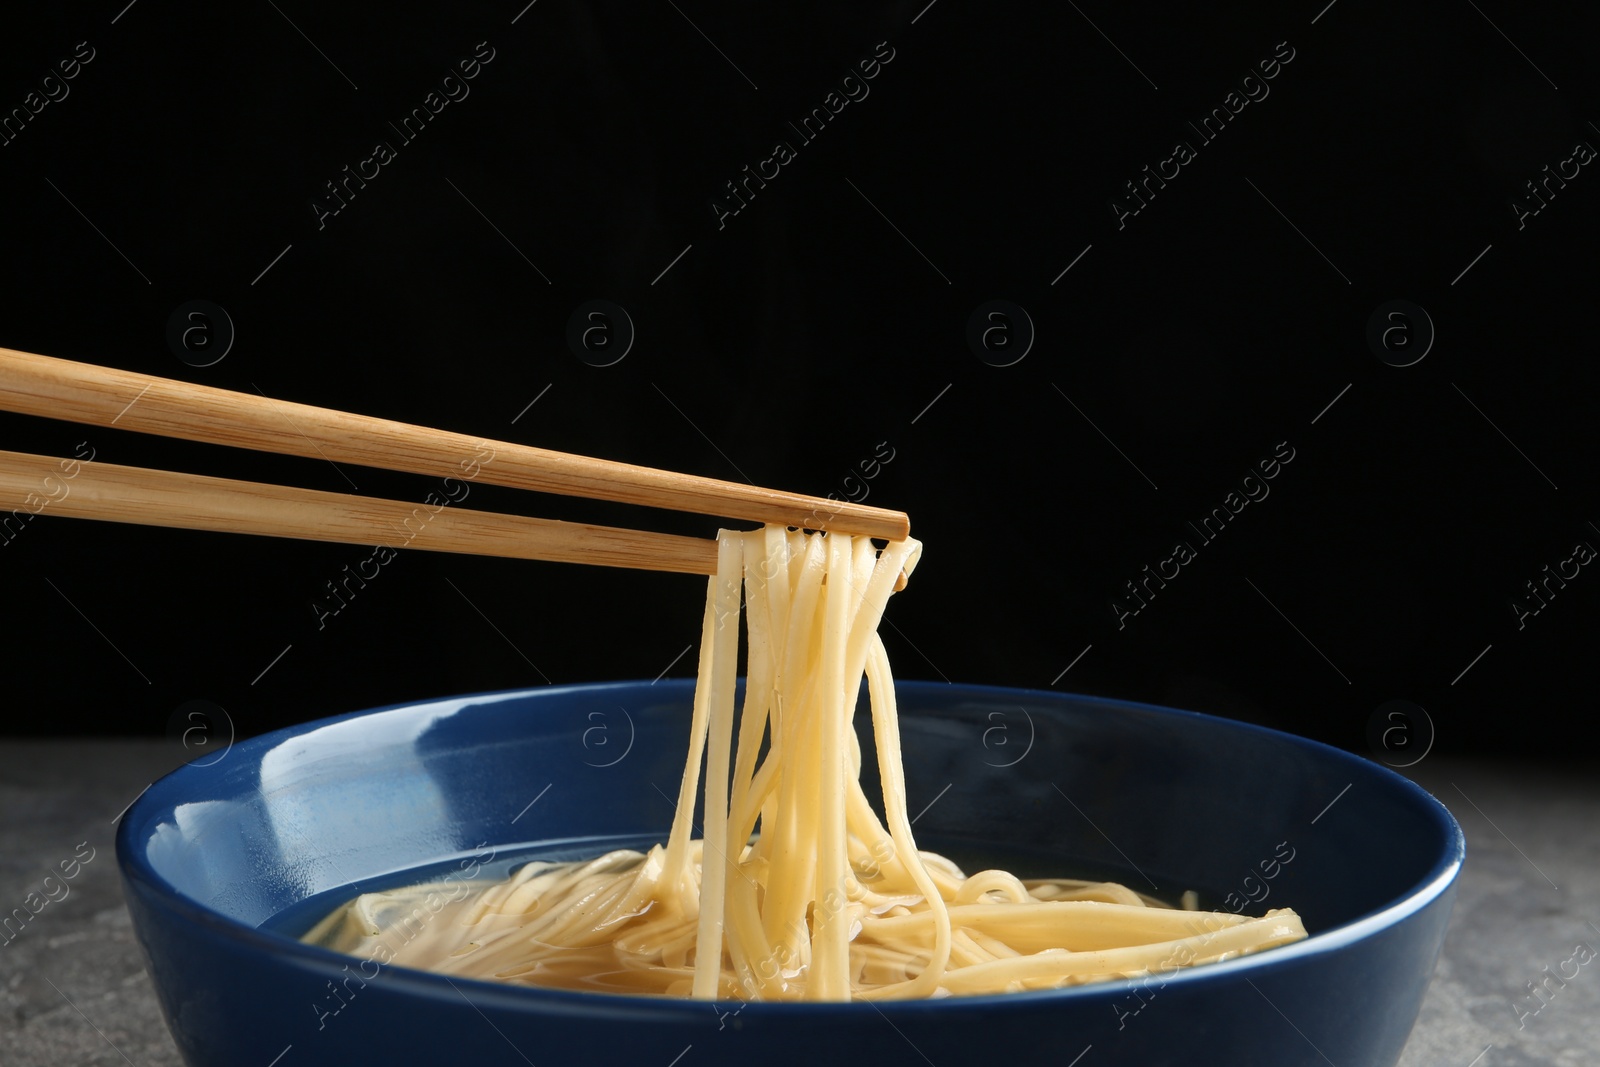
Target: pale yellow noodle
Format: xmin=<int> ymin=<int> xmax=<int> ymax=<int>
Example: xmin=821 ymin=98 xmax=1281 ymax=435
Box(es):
xmin=301 ymin=527 xmax=1307 ymax=1000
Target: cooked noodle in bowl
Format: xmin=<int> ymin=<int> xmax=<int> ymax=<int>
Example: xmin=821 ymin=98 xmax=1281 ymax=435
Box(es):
xmin=303 ymin=527 xmax=1306 ymax=999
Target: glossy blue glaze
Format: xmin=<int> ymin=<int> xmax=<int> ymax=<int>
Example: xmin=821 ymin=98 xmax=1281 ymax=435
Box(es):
xmin=116 ymin=681 xmax=1463 ymax=1067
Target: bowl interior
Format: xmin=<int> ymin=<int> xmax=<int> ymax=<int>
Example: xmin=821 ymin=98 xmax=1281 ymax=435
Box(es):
xmin=121 ymin=680 xmax=1462 ymax=984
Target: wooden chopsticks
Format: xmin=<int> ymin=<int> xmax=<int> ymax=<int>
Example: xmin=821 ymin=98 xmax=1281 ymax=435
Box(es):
xmin=0 ymin=448 xmax=720 ymax=574
xmin=0 ymin=347 xmax=911 ymax=578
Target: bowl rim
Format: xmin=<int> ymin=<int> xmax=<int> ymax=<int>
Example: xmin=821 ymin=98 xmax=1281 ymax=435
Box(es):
xmin=116 ymin=679 xmax=1466 ymax=1015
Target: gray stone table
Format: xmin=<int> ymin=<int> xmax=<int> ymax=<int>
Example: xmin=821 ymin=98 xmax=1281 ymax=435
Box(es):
xmin=1 ymin=742 xmax=1595 ymax=1065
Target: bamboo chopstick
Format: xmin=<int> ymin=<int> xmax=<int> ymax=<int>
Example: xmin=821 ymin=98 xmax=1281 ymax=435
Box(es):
xmin=0 ymin=448 xmax=720 ymax=576
xmin=0 ymin=346 xmax=909 ymax=541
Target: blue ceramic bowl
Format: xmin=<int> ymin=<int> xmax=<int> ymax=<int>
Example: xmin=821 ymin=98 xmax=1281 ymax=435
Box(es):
xmin=117 ymin=681 xmax=1463 ymax=1067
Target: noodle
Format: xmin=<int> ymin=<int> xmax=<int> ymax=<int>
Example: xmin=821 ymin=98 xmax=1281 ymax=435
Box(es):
xmin=301 ymin=528 xmax=1306 ymax=999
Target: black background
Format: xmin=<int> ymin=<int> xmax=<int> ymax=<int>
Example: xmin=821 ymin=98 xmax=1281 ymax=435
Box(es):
xmin=1 ymin=0 xmax=1596 ymax=761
